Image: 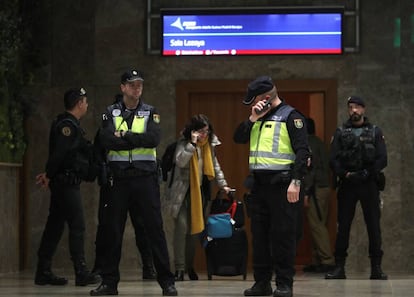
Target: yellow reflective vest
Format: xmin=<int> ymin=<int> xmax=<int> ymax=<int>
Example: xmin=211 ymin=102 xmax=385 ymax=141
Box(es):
xmin=249 ymin=105 xmax=295 ymax=171
xmin=107 ymin=112 xmax=156 ymax=163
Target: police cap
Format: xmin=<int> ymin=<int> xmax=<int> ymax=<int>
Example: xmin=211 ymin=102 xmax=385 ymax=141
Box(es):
xmin=347 ymin=95 xmax=365 ymax=107
xmin=243 ymin=76 xmax=274 ymax=105
xmin=64 ymin=87 xmax=87 ymax=110
xmin=121 ymin=69 xmax=144 ymax=84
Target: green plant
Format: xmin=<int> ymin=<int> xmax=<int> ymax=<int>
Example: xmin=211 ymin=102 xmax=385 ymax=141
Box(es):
xmin=0 ymin=1 xmax=36 ymax=163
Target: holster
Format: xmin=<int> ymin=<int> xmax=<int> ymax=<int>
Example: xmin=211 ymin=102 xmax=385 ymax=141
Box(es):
xmin=376 ymin=172 xmax=386 ymax=191
xmin=53 ymin=171 xmax=81 ymax=185
xmin=98 ymin=162 xmax=108 ymax=186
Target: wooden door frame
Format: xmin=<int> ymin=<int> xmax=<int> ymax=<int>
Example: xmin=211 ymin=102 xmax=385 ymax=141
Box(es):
xmin=177 ymin=79 xmax=337 ymax=144
xmin=176 ymin=78 xmax=338 ymax=268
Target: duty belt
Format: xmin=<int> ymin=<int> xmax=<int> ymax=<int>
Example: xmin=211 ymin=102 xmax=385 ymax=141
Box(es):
xmin=53 ymin=171 xmax=81 ymax=185
xmin=111 ymin=167 xmax=153 ymax=179
xmin=253 ymin=170 xmax=291 ymax=184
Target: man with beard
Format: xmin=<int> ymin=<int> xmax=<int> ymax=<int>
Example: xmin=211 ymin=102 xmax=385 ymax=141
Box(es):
xmin=326 ymin=96 xmax=388 ymax=280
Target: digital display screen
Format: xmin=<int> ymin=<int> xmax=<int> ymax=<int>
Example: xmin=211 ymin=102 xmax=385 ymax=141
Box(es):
xmin=161 ymin=8 xmax=343 ymax=56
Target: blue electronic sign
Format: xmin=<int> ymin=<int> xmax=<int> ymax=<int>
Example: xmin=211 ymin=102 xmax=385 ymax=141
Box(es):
xmin=161 ymin=9 xmax=343 ymax=56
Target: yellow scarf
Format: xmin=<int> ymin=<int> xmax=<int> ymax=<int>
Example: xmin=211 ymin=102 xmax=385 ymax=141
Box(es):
xmin=189 ymin=138 xmax=215 ymax=234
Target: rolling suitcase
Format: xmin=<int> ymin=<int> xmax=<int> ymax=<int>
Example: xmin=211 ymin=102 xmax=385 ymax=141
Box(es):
xmin=205 ymin=227 xmax=248 ymax=280
xmin=205 ymin=190 xmax=248 ymax=280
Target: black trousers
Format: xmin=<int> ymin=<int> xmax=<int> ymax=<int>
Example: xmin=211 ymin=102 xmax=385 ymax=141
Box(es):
xmin=37 ymin=182 xmax=85 ymax=263
xmin=249 ymin=181 xmax=302 ymax=288
xmin=334 ymin=179 xmax=383 ymax=261
xmin=99 ymin=173 xmax=174 ymax=288
xmin=94 ymin=187 xmax=153 ymax=271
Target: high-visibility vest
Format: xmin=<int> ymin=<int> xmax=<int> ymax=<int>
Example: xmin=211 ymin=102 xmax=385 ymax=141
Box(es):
xmin=107 ymin=111 xmax=156 ymax=163
xmin=249 ymin=105 xmax=295 ymax=171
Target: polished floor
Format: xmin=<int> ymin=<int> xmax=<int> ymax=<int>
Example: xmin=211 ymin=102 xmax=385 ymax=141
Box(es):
xmin=0 ymin=269 xmax=413 ymax=297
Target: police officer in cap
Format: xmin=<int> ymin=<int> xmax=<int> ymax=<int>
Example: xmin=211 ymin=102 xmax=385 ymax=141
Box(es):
xmin=35 ymin=88 xmax=100 ymax=286
xmin=91 ymin=94 xmax=156 ymax=281
xmin=326 ymin=96 xmax=388 ymax=280
xmin=90 ymin=69 xmax=177 ymax=296
xmin=234 ymin=76 xmax=309 ymax=297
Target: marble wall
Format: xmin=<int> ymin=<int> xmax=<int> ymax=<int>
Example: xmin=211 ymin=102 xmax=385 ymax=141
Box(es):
xmin=0 ymin=164 xmax=21 ymax=274
xmin=5 ymin=0 xmax=412 ymax=274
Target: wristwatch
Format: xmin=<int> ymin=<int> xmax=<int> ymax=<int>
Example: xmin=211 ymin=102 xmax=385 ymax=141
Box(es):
xmin=291 ymin=179 xmax=301 ymax=186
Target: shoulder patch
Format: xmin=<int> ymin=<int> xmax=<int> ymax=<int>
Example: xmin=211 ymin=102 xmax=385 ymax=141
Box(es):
xmin=153 ymin=114 xmax=160 ymax=124
xmin=294 ymin=119 xmax=303 ymax=129
xmin=61 ymin=126 xmax=72 ymax=136
xmin=112 ymin=109 xmax=121 ymax=117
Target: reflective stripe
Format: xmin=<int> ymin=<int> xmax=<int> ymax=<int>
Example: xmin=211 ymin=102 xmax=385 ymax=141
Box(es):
xmin=250 ymin=151 xmax=295 ymax=160
xmin=249 ymin=162 xmax=292 ymax=171
xmin=249 ymin=105 xmax=295 ymax=171
xmin=107 ymin=152 xmax=156 ymax=162
xmin=107 ymin=114 xmax=156 ymax=163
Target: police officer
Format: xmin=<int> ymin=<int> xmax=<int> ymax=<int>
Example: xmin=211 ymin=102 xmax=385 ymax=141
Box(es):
xmin=91 ymin=95 xmax=156 ymax=281
xmin=89 ymin=69 xmax=177 ymax=296
xmin=326 ymin=96 xmax=387 ymax=280
xmin=234 ymin=76 xmax=309 ymax=297
xmin=35 ymin=88 xmax=100 ymax=286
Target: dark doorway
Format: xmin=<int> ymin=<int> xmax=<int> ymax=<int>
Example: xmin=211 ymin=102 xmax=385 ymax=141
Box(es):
xmin=176 ymin=79 xmax=338 ymax=272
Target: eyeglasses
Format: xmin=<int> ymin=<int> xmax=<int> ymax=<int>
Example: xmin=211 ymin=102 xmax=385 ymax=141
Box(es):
xmin=197 ymin=129 xmax=210 ymax=135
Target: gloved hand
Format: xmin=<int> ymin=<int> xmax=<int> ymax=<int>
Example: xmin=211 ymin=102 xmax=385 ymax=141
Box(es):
xmin=346 ymin=169 xmax=369 ymax=183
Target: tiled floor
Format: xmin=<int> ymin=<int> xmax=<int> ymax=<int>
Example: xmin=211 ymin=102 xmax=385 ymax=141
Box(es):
xmin=0 ymin=269 xmax=413 ymax=297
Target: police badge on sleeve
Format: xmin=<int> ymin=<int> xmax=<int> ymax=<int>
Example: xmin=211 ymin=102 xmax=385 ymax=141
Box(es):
xmin=153 ymin=114 xmax=160 ymax=124
xmin=61 ymin=126 xmax=72 ymax=136
xmin=294 ymin=119 xmax=303 ymax=129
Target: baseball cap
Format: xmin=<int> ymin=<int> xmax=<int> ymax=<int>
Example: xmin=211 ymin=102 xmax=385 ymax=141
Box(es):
xmin=243 ymin=76 xmax=274 ymax=105
xmin=121 ymin=69 xmax=144 ymax=84
xmin=347 ymin=96 xmax=365 ymax=107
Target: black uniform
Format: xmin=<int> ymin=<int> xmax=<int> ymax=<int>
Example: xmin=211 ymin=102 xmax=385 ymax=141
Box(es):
xmin=329 ymin=117 xmax=387 ymax=265
xmin=37 ymin=111 xmax=95 ymax=284
xmin=234 ymin=101 xmax=309 ymax=289
xmin=91 ymin=129 xmax=155 ymax=278
xmin=97 ymin=100 xmax=174 ymax=290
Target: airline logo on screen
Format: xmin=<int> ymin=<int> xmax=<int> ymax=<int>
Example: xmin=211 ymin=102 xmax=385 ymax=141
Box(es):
xmin=171 ymin=18 xmax=185 ymax=30
xmin=165 ymin=17 xmax=243 ymax=56
xmin=170 ymin=17 xmax=243 ymax=31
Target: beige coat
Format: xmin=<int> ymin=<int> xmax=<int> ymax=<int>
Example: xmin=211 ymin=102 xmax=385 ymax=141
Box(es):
xmin=163 ymin=134 xmax=228 ymax=218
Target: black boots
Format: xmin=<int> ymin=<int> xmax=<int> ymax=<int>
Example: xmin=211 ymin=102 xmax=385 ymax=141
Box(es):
xmin=34 ymin=260 xmax=68 ymax=285
xmin=273 ymin=284 xmax=293 ymax=297
xmin=370 ymin=264 xmax=388 ymax=280
xmin=325 ymin=264 xmax=346 ymax=279
xmin=74 ymin=259 xmax=102 ymax=286
xmin=325 ymin=258 xmax=388 ymax=280
xmin=35 ymin=258 xmax=100 ymax=286
xmin=244 ymin=281 xmax=273 ymax=296
xmin=90 ymin=283 xmax=118 ymax=296
xmin=162 ymin=284 xmax=178 ymax=296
